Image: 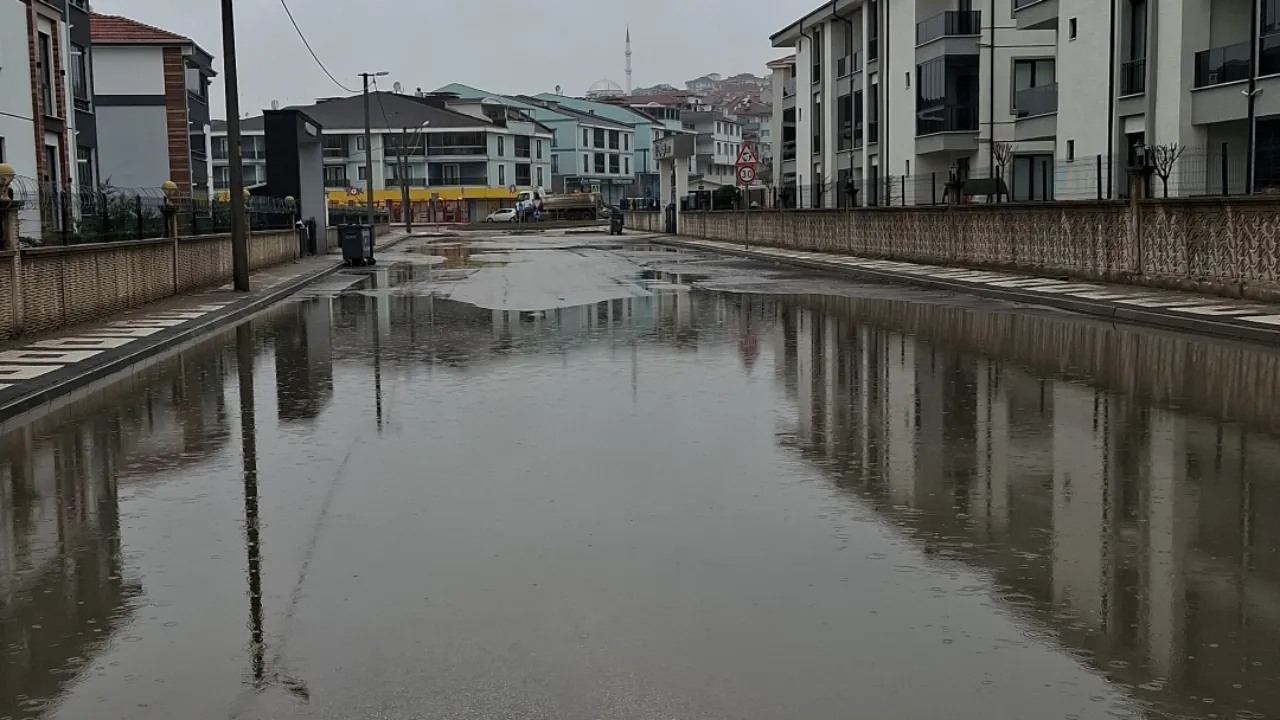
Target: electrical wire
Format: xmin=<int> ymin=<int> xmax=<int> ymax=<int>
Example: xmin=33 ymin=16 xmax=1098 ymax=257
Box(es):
xmin=278 ymin=0 xmax=355 ymax=93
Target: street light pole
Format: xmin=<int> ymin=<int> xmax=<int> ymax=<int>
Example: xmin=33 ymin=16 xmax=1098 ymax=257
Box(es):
xmin=220 ymin=0 xmax=249 ymax=291
xmin=358 ymin=72 xmax=388 ymax=230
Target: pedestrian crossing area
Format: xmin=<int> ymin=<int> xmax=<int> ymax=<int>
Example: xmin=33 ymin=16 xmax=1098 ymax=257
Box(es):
xmin=674 ymin=239 xmax=1280 ymax=328
xmin=0 ymin=302 xmax=233 ymax=395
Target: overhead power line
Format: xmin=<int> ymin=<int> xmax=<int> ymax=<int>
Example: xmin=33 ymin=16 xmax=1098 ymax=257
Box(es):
xmin=278 ymin=0 xmax=355 ymax=93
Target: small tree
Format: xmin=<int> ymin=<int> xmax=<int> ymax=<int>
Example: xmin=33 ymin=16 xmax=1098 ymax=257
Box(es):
xmin=1148 ymin=142 xmax=1186 ymax=198
xmin=991 ymin=141 xmax=1015 ymax=201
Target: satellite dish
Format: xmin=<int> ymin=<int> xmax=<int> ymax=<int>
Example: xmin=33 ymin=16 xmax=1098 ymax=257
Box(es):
xmin=393 ymin=81 xmax=403 ymax=93
xmin=270 ymin=99 xmax=279 ymax=110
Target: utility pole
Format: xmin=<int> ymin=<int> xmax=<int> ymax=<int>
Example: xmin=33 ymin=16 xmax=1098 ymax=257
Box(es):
xmin=359 ymin=72 xmax=387 ymax=230
xmin=399 ymin=127 xmax=411 ymax=234
xmin=220 ymin=0 xmax=249 ymax=291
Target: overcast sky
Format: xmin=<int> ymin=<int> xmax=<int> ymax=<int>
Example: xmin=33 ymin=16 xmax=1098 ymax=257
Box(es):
xmin=91 ymin=0 xmax=807 ymax=119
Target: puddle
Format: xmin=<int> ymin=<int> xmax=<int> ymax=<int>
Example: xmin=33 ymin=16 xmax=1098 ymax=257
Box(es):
xmin=415 ymin=244 xmax=508 ymax=269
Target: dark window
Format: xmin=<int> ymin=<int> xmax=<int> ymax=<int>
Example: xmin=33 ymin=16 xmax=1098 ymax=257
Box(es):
xmin=594 ymin=128 xmax=606 ymax=148
xmin=189 ymin=133 xmax=207 ymax=159
xmin=1128 ymin=0 xmax=1146 ymax=60
xmin=623 ymin=134 xmax=629 ymax=151
xmin=498 ymin=136 xmax=505 ymax=156
xmin=1066 ymin=140 xmax=1075 ymax=161
xmin=0 ymin=136 xmax=6 ymax=163
xmin=583 ymin=153 xmax=589 ymax=171
xmin=324 ymin=165 xmax=348 ymax=187
xmin=71 ymin=44 xmax=90 ymax=111
xmin=1069 ymin=17 xmax=1078 ymax=39
xmin=515 ymin=135 xmax=531 ymax=158
xmin=917 ymin=58 xmax=945 ymax=108
xmin=609 ymin=154 xmax=620 ymax=173
xmin=838 ymin=94 xmax=853 ymax=150
xmin=77 ymin=145 xmax=94 ymax=189
xmin=536 ymin=139 xmax=543 ymax=159
xmin=38 ymin=33 xmax=54 ymax=116
xmin=537 ymin=166 xmax=544 ymax=185
xmin=609 ymin=130 xmax=619 ymax=149
xmin=1012 ymin=154 xmax=1054 ymax=201
xmin=552 ymin=155 xmax=559 ymax=173
xmin=583 ymin=128 xmax=589 ymax=146
xmin=594 ymin=153 xmax=606 ymax=173
xmin=516 ymin=163 xmax=531 ymax=185
xmin=624 ymin=156 xmax=629 ymax=175
xmin=498 ymin=164 xmax=506 ymax=184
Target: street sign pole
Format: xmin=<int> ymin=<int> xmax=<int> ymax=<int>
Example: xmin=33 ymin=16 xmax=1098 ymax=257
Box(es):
xmin=735 ymin=143 xmax=759 ymax=249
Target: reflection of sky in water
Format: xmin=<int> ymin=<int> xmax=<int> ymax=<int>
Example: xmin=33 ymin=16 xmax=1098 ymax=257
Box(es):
xmin=0 ymin=248 xmax=1277 ymax=720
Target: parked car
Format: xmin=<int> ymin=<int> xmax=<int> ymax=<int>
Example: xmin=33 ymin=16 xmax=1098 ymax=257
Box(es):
xmin=486 ymin=208 xmax=517 ymax=223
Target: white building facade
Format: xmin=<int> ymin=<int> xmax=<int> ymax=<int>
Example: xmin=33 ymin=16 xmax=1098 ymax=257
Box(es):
xmin=772 ymin=0 xmax=1275 ymax=206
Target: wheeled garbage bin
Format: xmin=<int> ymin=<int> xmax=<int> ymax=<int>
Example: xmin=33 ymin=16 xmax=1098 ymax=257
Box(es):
xmin=609 ymin=207 xmax=624 ymax=236
xmin=339 ymin=224 xmax=375 ymax=266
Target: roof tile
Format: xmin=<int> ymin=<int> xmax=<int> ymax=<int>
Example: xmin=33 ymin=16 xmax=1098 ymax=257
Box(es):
xmin=90 ymin=14 xmax=191 ymax=45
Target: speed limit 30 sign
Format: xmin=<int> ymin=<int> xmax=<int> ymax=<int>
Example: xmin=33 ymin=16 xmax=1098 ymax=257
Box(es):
xmin=736 ymin=165 xmax=757 ymax=185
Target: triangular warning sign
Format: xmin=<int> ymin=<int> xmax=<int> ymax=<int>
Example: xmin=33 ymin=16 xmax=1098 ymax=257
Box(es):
xmin=735 ymin=144 xmax=759 ymax=166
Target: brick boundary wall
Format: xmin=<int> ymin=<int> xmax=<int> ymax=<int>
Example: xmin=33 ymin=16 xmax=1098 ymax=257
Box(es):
xmin=628 ymin=197 xmax=1280 ymax=303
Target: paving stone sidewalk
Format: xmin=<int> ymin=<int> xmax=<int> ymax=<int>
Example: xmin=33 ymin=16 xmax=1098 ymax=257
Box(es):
xmin=0 ymin=231 xmax=408 ymax=420
xmin=657 ymin=237 xmax=1280 ymax=346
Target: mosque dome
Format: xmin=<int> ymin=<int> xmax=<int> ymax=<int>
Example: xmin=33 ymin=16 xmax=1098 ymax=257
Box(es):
xmin=586 ymin=78 xmax=625 ymax=98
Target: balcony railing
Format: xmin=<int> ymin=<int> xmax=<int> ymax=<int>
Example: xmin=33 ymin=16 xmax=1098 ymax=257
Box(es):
xmin=1262 ymin=32 xmax=1280 ymax=76
xmin=1014 ymin=83 xmax=1058 ymax=117
xmin=388 ymin=178 xmax=428 ymax=188
xmin=428 ymin=146 xmax=486 ymax=156
xmin=837 ymin=51 xmax=864 ymax=77
xmin=782 ymin=140 xmax=796 ymax=161
xmin=783 ymin=78 xmax=796 ymax=98
xmin=1194 ymin=42 xmax=1249 ymax=87
xmin=324 ymin=177 xmax=349 ymax=189
xmin=322 ymin=147 xmax=347 ymax=158
xmin=916 ymin=10 xmax=981 ymax=46
xmin=1121 ymin=58 xmax=1147 ymax=94
xmin=916 ymin=105 xmax=978 ymax=135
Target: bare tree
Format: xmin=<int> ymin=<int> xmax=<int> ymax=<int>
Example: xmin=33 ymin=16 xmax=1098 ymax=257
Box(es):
xmin=1147 ymin=143 xmax=1186 ymax=198
xmin=991 ymin=141 xmax=1015 ymax=202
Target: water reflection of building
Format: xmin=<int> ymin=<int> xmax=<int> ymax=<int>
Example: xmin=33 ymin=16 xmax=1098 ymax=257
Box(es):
xmin=775 ymin=293 xmax=1280 ymax=720
xmin=274 ymin=298 xmax=335 ymax=422
xmin=0 ymin=310 xmax=277 ymax=720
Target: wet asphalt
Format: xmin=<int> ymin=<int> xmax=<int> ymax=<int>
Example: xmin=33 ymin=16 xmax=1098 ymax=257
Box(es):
xmin=2 ymin=231 xmax=1279 ymax=719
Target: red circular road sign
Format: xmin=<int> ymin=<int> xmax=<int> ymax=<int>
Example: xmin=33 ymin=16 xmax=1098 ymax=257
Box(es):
xmin=736 ymin=165 xmax=757 ymax=185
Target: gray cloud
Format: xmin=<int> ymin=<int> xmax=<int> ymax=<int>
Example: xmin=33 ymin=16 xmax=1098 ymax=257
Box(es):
xmin=91 ymin=0 xmax=808 ymax=118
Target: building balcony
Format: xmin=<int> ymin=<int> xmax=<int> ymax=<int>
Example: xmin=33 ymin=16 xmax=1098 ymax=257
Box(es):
xmin=324 ymin=177 xmax=349 ymax=189
xmin=916 ymin=11 xmax=981 ymax=63
xmin=837 ymin=52 xmax=863 ymax=77
xmin=916 ymin=10 xmax=981 ymax=46
xmin=1012 ymin=0 xmax=1057 ymax=30
xmin=1262 ymin=32 xmax=1280 ymax=76
xmin=1194 ymin=42 xmax=1249 ymax=88
xmin=1014 ymin=83 xmax=1058 ymax=117
xmin=388 ymin=178 xmax=428 ymax=188
xmin=916 ymin=105 xmax=978 ymax=154
xmin=427 ymin=146 xmax=486 ymax=157
xmin=1014 ymin=84 xmax=1058 ymax=141
xmin=322 ymin=147 xmax=348 ymax=159
xmin=1121 ymin=57 xmax=1147 ymax=95
xmin=782 ymin=141 xmax=796 ymax=161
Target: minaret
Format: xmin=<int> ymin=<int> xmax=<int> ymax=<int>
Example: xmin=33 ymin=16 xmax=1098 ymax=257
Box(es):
xmin=625 ymin=25 xmax=632 ymax=95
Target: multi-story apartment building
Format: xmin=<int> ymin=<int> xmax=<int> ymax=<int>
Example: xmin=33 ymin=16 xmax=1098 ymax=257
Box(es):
xmin=436 ymin=84 xmax=637 ymax=204
xmin=210 ymin=92 xmax=553 ymax=219
xmin=774 ymin=0 xmax=1280 ymax=206
xmin=91 ymin=14 xmax=216 ymax=198
xmin=532 ymin=93 xmax=671 ymax=199
xmin=0 ymin=0 xmax=97 ymax=241
xmin=681 ymin=111 xmax=744 ymax=188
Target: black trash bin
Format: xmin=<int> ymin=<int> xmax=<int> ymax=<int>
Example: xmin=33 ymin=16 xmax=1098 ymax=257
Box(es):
xmin=609 ymin=207 xmax=624 ymax=235
xmin=339 ymin=224 xmax=375 ymax=266
xmin=305 ymin=218 xmax=318 ymax=256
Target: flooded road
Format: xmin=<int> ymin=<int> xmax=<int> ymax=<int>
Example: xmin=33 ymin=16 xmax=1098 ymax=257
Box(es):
xmin=3 ymin=234 xmax=1280 ymax=719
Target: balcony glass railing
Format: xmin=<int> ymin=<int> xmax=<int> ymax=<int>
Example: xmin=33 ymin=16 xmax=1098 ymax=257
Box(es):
xmin=784 ymin=78 xmax=796 ymax=97
xmin=1260 ymin=32 xmax=1280 ymax=76
xmin=324 ymin=177 xmax=349 ymax=188
xmin=388 ymin=178 xmax=428 ymax=188
xmin=1014 ymin=83 xmax=1058 ymax=117
xmin=1194 ymin=42 xmax=1248 ymax=87
xmin=782 ymin=141 xmax=796 ymax=161
xmin=916 ymin=105 xmax=978 ymax=135
xmin=428 ymin=146 xmax=486 ymax=156
xmin=1121 ymin=58 xmax=1147 ymax=94
xmin=916 ymin=10 xmax=981 ymax=45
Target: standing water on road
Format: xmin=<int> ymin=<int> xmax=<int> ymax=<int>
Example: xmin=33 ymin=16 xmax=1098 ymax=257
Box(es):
xmin=2 ymin=237 xmax=1279 ymax=719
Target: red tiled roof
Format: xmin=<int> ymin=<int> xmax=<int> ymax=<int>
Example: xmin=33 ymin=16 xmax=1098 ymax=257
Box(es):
xmin=90 ymin=14 xmax=190 ymax=45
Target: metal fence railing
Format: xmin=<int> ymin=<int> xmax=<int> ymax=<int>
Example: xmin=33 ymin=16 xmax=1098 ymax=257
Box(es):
xmin=8 ymin=178 xmax=302 ymax=246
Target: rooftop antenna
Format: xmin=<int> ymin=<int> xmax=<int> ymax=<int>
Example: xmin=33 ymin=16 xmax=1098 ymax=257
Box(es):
xmin=270 ymin=99 xmax=279 ymax=110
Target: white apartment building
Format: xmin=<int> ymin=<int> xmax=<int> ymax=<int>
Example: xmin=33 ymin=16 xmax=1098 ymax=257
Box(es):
xmin=210 ymin=92 xmax=553 ymax=197
xmin=772 ymin=0 xmax=1275 ymax=206
xmin=681 ymin=110 xmax=743 ymax=188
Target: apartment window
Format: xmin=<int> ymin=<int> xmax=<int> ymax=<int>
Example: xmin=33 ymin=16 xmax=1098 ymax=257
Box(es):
xmin=212 ymin=136 xmax=228 ymax=160
xmin=609 ymin=130 xmax=619 ymax=149
xmin=1068 ymin=17 xmax=1077 ymax=39
xmin=324 ymin=165 xmax=348 ymax=187
xmin=71 ymin=44 xmax=91 ymax=112
xmin=357 ymin=136 xmax=366 ymax=151
xmin=536 ymin=139 xmax=543 ymax=159
xmin=1012 ymin=59 xmax=1056 ymax=112
xmin=609 ymin=154 xmax=620 ymax=174
xmin=1128 ymin=0 xmax=1146 ymax=60
xmin=583 ymin=153 xmax=589 ymax=172
xmin=186 ymin=66 xmax=207 ymax=102
xmin=498 ymin=136 xmax=505 ymax=157
xmin=498 ymin=164 xmax=506 ymax=184
xmin=516 ymin=163 xmax=531 ymax=186
xmin=190 ymin=133 xmax=207 ymax=159
xmin=0 ymin=137 xmax=5 ymax=163
xmin=358 ymin=166 xmax=367 ymax=180
xmin=552 ymin=154 xmax=559 ymax=173
xmin=623 ymin=134 xmax=629 ymax=151
xmin=594 ymin=153 xmax=606 ymax=173
xmin=537 ymin=166 xmax=544 ymax=186
xmin=1066 ymin=139 xmax=1075 ymax=161
xmin=76 ymin=146 xmax=94 ymax=189
xmin=594 ymin=128 xmax=606 ymax=148
xmin=443 ymin=164 xmax=460 ymax=183
xmin=38 ymin=33 xmax=55 ymax=117
xmin=623 ymin=156 xmax=629 ymax=175
xmin=214 ymin=165 xmax=230 ymax=189
xmin=583 ymin=128 xmax=589 ymax=146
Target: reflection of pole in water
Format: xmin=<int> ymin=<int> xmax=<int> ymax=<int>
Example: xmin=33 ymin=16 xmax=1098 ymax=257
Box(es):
xmin=371 ymin=295 xmax=384 ymax=433
xmin=236 ymin=322 xmax=265 ymax=686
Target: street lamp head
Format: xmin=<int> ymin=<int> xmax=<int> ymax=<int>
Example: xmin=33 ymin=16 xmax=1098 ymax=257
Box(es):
xmin=0 ymin=163 xmax=14 ymax=199
xmin=374 ymin=71 xmax=390 ymax=78
xmin=285 ymin=195 xmax=296 ymax=209
xmin=161 ymin=179 xmax=178 ymax=197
